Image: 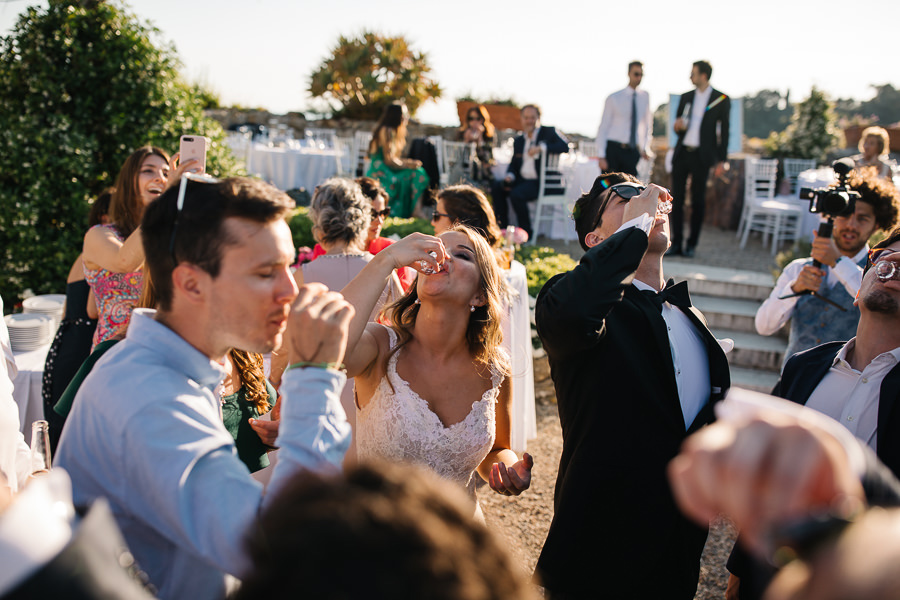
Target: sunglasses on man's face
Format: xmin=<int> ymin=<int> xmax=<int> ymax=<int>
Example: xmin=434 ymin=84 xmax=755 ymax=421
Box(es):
xmin=370 ymin=207 xmax=391 ymax=220
xmin=589 ymin=183 xmax=647 ymax=232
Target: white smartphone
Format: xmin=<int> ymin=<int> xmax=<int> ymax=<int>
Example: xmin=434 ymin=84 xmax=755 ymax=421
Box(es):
xmin=179 ymin=135 xmax=209 ymax=173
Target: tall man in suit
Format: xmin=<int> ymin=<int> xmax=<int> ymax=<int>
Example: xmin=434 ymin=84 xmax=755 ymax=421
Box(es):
xmin=595 ymin=61 xmax=653 ymax=176
xmin=728 ymin=227 xmax=900 ymax=600
xmin=534 ymin=172 xmax=731 ymax=599
xmin=491 ymin=104 xmax=568 ymax=240
xmin=669 ymin=60 xmax=730 ymax=258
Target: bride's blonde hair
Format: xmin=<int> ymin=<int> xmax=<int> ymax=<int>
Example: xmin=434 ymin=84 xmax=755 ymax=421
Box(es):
xmin=383 ymin=225 xmax=510 ymax=376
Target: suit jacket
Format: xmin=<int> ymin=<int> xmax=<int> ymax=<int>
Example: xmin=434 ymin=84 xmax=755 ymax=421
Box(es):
xmin=506 ymin=125 xmax=568 ymax=182
xmin=673 ymin=87 xmax=730 ymax=168
xmin=533 ymin=227 xmax=731 ymax=598
xmin=775 ymin=341 xmax=900 ymax=476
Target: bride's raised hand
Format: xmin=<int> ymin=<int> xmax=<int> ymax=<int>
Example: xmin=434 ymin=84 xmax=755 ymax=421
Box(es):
xmin=488 ymin=452 xmax=533 ymax=496
xmin=384 ymin=232 xmax=451 ymax=274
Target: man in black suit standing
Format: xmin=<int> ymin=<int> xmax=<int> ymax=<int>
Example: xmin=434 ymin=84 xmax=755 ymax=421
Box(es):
xmin=534 ymin=172 xmax=731 ymax=599
xmin=728 ymin=227 xmax=900 ymax=600
xmin=669 ymin=60 xmax=730 ymax=258
xmin=491 ymin=104 xmax=568 ymax=240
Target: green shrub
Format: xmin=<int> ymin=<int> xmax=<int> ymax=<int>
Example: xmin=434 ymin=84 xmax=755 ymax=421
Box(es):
xmin=0 ymin=1 xmax=241 ymax=308
xmin=516 ymin=246 xmax=578 ymax=297
xmin=381 ymin=217 xmax=433 ymax=238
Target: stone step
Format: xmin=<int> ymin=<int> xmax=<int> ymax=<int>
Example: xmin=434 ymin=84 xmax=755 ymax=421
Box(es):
xmin=666 ymin=262 xmax=775 ymax=302
xmin=692 ymin=294 xmax=761 ymax=334
xmin=714 ymin=328 xmax=787 ymax=372
xmin=729 ymin=366 xmax=780 ymax=394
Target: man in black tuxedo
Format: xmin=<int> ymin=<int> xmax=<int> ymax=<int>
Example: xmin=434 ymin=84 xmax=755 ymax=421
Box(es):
xmin=534 ymin=172 xmax=731 ymax=599
xmin=728 ymin=227 xmax=900 ymax=600
xmin=491 ymin=104 xmax=568 ymax=240
xmin=669 ymin=60 xmax=730 ymax=258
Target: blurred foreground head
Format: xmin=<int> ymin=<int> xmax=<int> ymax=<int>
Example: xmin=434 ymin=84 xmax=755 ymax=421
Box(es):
xmin=237 ymin=461 xmax=536 ymax=600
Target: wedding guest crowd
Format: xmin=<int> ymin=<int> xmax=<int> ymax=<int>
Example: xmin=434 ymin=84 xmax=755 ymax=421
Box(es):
xmin=367 ymin=102 xmax=430 ymax=219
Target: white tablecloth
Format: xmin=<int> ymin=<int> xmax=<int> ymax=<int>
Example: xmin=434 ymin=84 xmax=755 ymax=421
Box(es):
xmin=12 ymin=343 xmax=49 ymax=445
xmin=245 ymin=144 xmax=341 ymax=191
xmin=502 ymin=261 xmax=537 ymax=452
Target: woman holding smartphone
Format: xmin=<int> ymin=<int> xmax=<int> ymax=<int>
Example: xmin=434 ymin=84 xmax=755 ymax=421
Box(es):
xmin=82 ymin=145 xmax=196 ymax=348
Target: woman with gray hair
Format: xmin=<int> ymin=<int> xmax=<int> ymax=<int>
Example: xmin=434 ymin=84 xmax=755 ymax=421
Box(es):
xmin=292 ymin=178 xmax=402 ymax=464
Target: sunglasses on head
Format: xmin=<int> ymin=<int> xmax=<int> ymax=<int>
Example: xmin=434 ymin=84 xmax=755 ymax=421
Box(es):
xmin=370 ymin=207 xmax=391 ymax=220
xmin=170 ymin=172 xmax=219 ymax=262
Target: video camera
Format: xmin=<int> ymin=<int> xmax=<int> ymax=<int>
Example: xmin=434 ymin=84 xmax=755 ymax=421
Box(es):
xmin=798 ymin=158 xmax=860 ymax=219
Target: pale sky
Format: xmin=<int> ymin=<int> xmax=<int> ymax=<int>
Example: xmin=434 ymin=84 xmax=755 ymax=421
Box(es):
xmin=2 ymin=0 xmax=898 ymax=136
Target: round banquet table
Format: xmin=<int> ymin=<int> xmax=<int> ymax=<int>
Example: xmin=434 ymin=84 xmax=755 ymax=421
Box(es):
xmin=246 ymin=143 xmax=341 ymax=191
xmin=12 ymin=343 xmax=50 ymax=445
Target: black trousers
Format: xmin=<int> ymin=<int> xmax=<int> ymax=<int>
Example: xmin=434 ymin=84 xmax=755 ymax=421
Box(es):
xmin=670 ymin=148 xmax=710 ymax=249
xmin=604 ymin=141 xmax=640 ymax=176
xmin=491 ymin=178 xmax=539 ymax=239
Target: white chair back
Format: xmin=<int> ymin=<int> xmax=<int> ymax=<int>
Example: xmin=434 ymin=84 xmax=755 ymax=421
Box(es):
xmin=578 ymin=140 xmax=599 ymax=157
xmin=334 ymin=136 xmax=353 ymax=176
xmin=529 ymin=149 xmax=571 ymax=244
xmin=745 ymin=158 xmax=778 ymax=201
xmin=353 ymin=131 xmax=373 ymax=177
xmin=782 ymin=158 xmax=817 ymax=195
xmin=439 ymin=140 xmax=474 ymax=186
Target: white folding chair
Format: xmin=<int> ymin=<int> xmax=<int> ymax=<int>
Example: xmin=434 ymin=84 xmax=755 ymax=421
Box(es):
xmin=439 ymin=140 xmax=474 ymax=186
xmin=352 ymin=131 xmax=372 ymax=177
xmin=530 ymin=149 xmax=571 ymax=244
xmin=334 ymin=136 xmax=353 ymax=176
xmin=577 ymin=140 xmax=598 ymax=158
xmin=780 ymin=158 xmax=817 ymax=196
xmin=739 ymin=158 xmax=803 ymax=254
xmin=770 ymin=158 xmax=817 ymax=248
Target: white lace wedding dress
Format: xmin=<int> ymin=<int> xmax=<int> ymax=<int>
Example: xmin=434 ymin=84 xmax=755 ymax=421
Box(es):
xmin=356 ymin=329 xmax=502 ymax=509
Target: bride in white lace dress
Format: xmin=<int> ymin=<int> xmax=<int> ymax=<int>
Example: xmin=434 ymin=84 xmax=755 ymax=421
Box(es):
xmin=340 ymin=225 xmax=533 ymax=509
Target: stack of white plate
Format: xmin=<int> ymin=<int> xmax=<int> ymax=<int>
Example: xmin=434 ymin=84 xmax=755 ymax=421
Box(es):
xmin=23 ymin=294 xmax=65 ymax=324
xmin=4 ymin=313 xmax=55 ymax=351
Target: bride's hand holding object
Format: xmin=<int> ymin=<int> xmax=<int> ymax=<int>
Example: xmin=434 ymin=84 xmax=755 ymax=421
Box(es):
xmin=385 ymin=232 xmax=451 ymax=275
xmin=488 ymin=452 xmax=533 ymax=496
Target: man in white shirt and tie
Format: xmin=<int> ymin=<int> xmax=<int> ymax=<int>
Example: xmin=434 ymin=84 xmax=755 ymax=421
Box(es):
xmin=595 ymin=61 xmax=652 ymax=177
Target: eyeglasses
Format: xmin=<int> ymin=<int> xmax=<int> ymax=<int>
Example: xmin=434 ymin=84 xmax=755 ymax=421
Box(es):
xmin=170 ymin=172 xmax=219 ymax=262
xmin=430 ymin=209 xmax=453 ymax=222
xmin=869 ymin=247 xmax=900 ymax=282
xmin=370 ymin=207 xmax=391 ymax=220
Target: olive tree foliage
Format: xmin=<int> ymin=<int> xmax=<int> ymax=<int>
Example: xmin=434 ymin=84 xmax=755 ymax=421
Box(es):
xmin=0 ymin=0 xmax=240 ymax=307
xmin=764 ymin=87 xmax=842 ymax=163
xmin=308 ymin=31 xmax=442 ymax=120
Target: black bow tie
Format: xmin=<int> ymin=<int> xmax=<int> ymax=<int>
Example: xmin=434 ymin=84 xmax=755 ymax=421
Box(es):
xmin=642 ymin=279 xmax=692 ymax=311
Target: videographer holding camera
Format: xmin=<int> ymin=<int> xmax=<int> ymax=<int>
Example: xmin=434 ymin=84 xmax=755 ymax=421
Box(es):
xmin=756 ymin=165 xmax=900 ymax=365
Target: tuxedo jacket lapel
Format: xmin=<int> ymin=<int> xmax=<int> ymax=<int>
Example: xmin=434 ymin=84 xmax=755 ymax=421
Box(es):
xmin=625 ymin=286 xmax=685 ymax=430
xmin=878 ymin=362 xmax=900 ymax=441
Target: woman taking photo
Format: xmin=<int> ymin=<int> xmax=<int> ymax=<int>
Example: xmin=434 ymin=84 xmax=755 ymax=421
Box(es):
xmin=82 ymin=146 xmax=197 ymax=348
xmin=366 ymin=101 xmax=430 ymax=218
xmin=340 ymin=226 xmax=533 ymax=516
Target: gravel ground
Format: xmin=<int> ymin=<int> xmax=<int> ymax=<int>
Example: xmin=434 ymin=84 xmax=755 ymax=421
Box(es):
xmin=479 ymin=355 xmax=737 ymax=599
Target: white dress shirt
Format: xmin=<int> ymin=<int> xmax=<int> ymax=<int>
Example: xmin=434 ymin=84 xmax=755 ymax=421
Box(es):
xmin=683 ymin=86 xmax=713 ymax=148
xmin=755 ymin=245 xmax=868 ymax=336
xmin=595 ymin=86 xmax=652 ymax=157
xmin=520 ymin=130 xmax=540 ymax=181
xmin=617 ymin=215 xmax=711 ymax=427
xmin=805 ymin=338 xmax=900 ymax=450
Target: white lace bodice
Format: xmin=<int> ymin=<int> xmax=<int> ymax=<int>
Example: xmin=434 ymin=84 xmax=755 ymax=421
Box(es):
xmin=356 ymin=329 xmax=502 ymax=497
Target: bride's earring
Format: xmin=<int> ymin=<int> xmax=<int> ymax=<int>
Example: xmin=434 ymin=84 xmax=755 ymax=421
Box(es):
xmin=414 ymin=297 xmax=421 ymax=305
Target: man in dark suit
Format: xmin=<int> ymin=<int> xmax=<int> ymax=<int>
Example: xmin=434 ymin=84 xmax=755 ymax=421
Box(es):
xmin=534 ymin=172 xmax=731 ymax=599
xmin=669 ymin=60 xmax=730 ymax=258
xmin=491 ymin=104 xmax=568 ymax=240
xmin=728 ymin=227 xmax=900 ymax=600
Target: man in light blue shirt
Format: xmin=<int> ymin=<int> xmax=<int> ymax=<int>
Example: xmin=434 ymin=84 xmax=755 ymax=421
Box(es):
xmin=56 ymin=176 xmax=354 ymax=600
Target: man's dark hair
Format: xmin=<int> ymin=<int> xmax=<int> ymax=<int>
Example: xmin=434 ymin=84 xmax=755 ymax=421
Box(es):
xmin=628 ymin=61 xmax=643 ymax=72
xmin=573 ymin=172 xmax=641 ymax=251
xmin=849 ymin=167 xmax=900 ymax=232
xmin=237 ymin=461 xmax=536 ymax=600
xmin=693 ymin=60 xmax=712 ymax=79
xmin=521 ymin=103 xmax=541 ymax=118
xmin=141 ymin=177 xmax=294 ymax=311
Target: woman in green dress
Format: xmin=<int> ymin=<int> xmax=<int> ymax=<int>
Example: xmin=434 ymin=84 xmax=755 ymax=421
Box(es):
xmin=366 ymin=101 xmax=430 ymax=218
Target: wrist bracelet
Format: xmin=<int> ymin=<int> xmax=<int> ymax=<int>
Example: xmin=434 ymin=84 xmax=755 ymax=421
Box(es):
xmin=286 ymin=361 xmax=346 ymax=373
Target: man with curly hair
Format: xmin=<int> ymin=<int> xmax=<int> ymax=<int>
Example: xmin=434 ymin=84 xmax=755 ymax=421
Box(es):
xmin=756 ymin=167 xmax=900 ymax=364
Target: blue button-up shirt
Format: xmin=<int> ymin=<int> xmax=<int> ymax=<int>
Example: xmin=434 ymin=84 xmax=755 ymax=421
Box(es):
xmin=56 ymin=309 xmax=350 ymax=599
